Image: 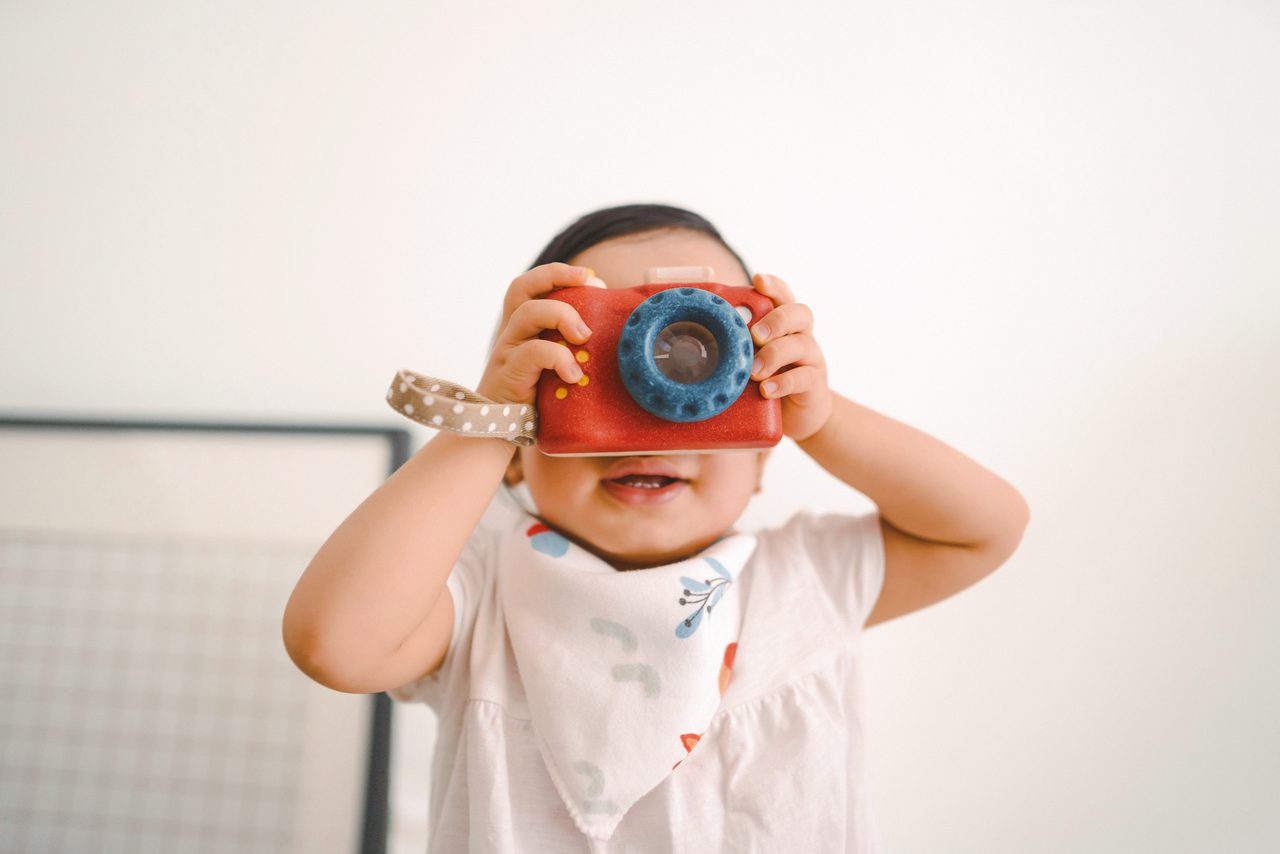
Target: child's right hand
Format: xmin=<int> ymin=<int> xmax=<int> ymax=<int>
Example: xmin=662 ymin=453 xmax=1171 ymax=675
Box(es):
xmin=474 ymin=262 xmax=607 ymax=406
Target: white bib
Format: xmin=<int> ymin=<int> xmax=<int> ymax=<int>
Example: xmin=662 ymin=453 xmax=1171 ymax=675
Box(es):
xmin=497 ymin=511 xmax=757 ymax=840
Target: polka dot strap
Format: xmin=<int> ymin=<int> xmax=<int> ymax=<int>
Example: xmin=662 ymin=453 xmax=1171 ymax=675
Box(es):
xmin=386 ymin=369 xmax=538 ymax=446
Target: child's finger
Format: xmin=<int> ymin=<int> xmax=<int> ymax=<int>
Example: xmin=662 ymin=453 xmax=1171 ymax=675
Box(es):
xmin=759 ymin=364 xmax=823 ymax=399
xmin=509 ymin=339 xmax=585 ymax=387
xmin=750 ymin=302 xmax=814 ymax=347
xmin=751 ymin=272 xmax=797 ymax=307
xmin=751 ymin=332 xmax=824 ymax=382
xmin=502 ymin=263 xmax=606 ymax=328
xmin=500 ymin=297 xmax=592 ymax=348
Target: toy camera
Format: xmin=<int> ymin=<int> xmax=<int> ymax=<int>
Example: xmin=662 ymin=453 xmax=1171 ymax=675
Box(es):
xmin=534 ymin=267 xmax=783 ymax=456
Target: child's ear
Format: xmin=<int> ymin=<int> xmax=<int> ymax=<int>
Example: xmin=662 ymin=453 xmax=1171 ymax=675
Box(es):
xmin=504 ymin=449 xmax=524 ymax=487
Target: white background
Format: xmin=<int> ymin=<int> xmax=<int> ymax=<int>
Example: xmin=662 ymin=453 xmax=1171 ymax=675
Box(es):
xmin=2 ymin=1 xmax=1277 ymax=852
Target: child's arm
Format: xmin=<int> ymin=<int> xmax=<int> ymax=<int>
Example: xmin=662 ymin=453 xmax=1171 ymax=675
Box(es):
xmin=282 ymin=262 xmax=604 ymax=694
xmin=746 ymin=273 xmax=1030 ymax=627
xmin=282 ymin=430 xmax=514 ymax=694
xmin=797 ymin=392 xmax=1030 ymax=627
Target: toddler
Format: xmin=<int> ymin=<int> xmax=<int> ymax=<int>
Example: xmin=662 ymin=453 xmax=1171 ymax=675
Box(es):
xmin=283 ymin=203 xmax=1031 ymax=853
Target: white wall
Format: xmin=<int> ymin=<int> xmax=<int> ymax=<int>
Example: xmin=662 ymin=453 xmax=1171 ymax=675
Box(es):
xmin=3 ymin=1 xmax=1276 ymax=852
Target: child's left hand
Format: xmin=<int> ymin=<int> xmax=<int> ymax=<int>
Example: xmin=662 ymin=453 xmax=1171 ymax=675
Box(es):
xmin=748 ymin=273 xmax=834 ymax=443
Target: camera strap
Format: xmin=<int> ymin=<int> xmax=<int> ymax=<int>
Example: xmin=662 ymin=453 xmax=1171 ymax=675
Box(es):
xmin=386 ymin=368 xmax=538 ymax=446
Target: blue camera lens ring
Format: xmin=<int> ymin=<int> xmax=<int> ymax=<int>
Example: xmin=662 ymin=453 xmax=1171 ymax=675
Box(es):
xmin=617 ymin=288 xmax=754 ymax=423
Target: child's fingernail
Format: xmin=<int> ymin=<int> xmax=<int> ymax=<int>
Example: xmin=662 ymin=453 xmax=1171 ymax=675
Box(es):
xmin=752 ymin=357 xmax=763 ymax=375
xmin=762 ymin=381 xmax=778 ymax=396
xmin=575 ymin=321 xmax=592 ymax=339
xmin=584 ymin=275 xmax=607 ymax=289
xmin=568 ymin=365 xmax=583 ymax=381
xmin=754 ymin=323 xmax=770 ymax=342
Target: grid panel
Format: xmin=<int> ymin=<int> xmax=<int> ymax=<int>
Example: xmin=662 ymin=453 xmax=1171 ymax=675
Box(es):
xmin=0 ymin=531 xmax=316 ymax=854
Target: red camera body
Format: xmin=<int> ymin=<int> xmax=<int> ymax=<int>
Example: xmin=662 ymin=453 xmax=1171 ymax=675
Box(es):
xmin=534 ymin=281 xmax=783 ymax=456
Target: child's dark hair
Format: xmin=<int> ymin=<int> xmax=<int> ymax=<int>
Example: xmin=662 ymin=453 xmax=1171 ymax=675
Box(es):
xmin=527 ymin=202 xmax=752 ymax=280
xmin=488 ymin=202 xmax=753 ymax=356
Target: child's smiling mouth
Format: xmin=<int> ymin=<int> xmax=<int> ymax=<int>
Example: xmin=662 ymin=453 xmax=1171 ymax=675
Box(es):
xmin=599 ymin=458 xmax=690 ymax=506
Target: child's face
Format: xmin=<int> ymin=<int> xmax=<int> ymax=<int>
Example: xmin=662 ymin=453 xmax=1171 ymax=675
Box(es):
xmin=506 ymin=228 xmax=769 ymax=571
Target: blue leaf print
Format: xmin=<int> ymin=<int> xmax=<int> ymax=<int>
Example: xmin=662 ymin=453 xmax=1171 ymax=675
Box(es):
xmin=676 ymin=606 xmax=704 ymax=639
xmin=680 ymin=576 xmax=710 ymax=592
xmin=674 ymin=566 xmax=733 ymax=639
xmin=706 ymin=583 xmax=727 ymax=612
xmin=704 ymin=556 xmax=733 ymax=580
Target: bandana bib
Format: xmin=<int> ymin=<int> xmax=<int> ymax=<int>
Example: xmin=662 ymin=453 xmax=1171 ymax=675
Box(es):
xmin=497 ymin=511 xmax=757 ymax=840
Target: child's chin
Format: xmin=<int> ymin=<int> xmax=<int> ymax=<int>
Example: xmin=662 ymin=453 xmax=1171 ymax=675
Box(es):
xmin=592 ymin=532 xmax=704 ymax=570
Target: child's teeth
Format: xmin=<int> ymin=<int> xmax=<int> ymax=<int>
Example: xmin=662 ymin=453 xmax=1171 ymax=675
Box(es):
xmin=616 ymin=475 xmax=675 ymax=488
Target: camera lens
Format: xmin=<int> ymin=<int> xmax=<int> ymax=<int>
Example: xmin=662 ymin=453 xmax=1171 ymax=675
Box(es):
xmin=617 ymin=287 xmax=754 ymax=423
xmin=653 ymin=321 xmax=719 ymax=384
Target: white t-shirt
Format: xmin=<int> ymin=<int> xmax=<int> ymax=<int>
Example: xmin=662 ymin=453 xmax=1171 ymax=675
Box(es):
xmin=390 ymin=507 xmax=886 ymax=853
